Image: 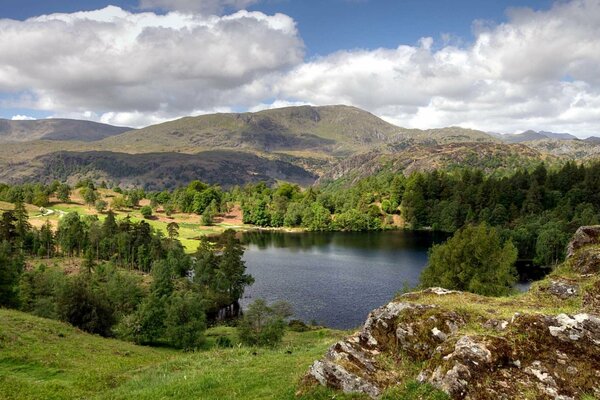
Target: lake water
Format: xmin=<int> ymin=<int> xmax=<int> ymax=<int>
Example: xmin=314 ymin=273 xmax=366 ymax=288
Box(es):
xmin=239 ymin=230 xmax=448 ymax=329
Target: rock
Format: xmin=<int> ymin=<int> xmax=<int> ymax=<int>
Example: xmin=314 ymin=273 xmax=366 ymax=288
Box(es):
xmin=359 ymin=301 xmax=421 ymax=349
xmin=570 ymin=247 xmax=600 ymax=274
xmin=483 ymin=318 xmax=509 ymax=332
xmin=309 ymin=359 xmax=381 ymax=398
xmin=566 ymin=225 xmax=600 ymax=258
xmin=544 ymin=280 xmax=579 ymax=299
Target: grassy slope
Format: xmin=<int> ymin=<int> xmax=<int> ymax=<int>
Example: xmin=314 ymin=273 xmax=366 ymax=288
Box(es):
xmin=2 ymin=188 xmax=255 ymax=252
xmin=0 ymin=309 xmax=353 ymax=400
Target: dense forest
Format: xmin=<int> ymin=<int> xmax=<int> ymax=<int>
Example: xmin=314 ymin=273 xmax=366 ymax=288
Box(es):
xmin=1 ymin=161 xmax=599 ymax=347
xmin=2 ymin=161 xmax=599 ymax=267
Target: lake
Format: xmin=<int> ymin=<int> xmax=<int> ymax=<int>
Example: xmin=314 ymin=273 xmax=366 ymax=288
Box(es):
xmin=239 ymin=230 xmax=448 ymax=329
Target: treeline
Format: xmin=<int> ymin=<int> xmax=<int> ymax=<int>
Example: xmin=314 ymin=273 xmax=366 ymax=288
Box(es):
xmin=4 ymin=161 xmax=600 ymax=265
xmin=234 ymin=162 xmax=600 ymax=265
xmin=0 ymin=199 xmax=253 ymax=349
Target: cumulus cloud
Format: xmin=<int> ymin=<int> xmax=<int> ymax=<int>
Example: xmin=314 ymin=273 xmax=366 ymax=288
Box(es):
xmin=10 ymin=115 xmax=36 ymax=121
xmin=2 ymin=0 xmax=600 ymax=135
xmin=0 ymin=6 xmax=303 ymax=126
xmin=139 ymin=0 xmax=260 ymax=15
xmin=272 ymin=0 xmax=600 ymax=136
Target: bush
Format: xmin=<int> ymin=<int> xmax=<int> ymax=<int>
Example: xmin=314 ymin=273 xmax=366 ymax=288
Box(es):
xmin=115 ymin=293 xmax=166 ymax=344
xmin=164 ymin=291 xmax=206 ymax=350
xmin=140 ymin=205 xmax=153 ymax=219
xmin=420 ymin=223 xmax=518 ymax=296
xmin=216 ymin=336 xmax=233 ymax=348
xmin=288 ymin=319 xmax=311 ymax=332
xmin=237 ymin=299 xmax=292 ymax=347
xmin=56 ymin=273 xmax=116 ymax=336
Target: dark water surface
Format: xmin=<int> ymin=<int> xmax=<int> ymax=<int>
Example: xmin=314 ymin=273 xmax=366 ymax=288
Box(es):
xmin=239 ymin=230 xmax=448 ymax=329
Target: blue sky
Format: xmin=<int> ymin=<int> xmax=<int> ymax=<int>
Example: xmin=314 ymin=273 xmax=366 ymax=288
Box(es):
xmin=2 ymin=0 xmax=554 ymax=56
xmin=1 ymin=0 xmax=599 ymax=136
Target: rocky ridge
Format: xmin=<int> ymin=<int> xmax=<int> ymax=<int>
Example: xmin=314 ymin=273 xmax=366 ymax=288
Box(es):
xmin=305 ymin=226 xmax=600 ymax=399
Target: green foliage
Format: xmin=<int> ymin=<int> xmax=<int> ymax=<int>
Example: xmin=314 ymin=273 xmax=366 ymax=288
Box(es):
xmin=237 ymin=299 xmax=292 ymax=347
xmin=95 ymin=199 xmax=108 ymax=213
xmin=116 ymin=293 xmax=167 ymax=344
xmin=302 ymin=203 xmax=331 ymax=231
xmin=56 ymin=273 xmax=116 ymax=336
xmin=140 ymin=205 xmax=153 ymax=219
xmin=201 ymin=199 xmax=218 ymax=226
xmin=56 ymin=183 xmax=71 ymax=202
xmin=0 ymin=241 xmax=24 ymax=308
xmin=80 ymin=187 xmax=98 ymax=208
xmin=164 ymin=291 xmax=206 ymax=350
xmin=421 ymin=224 xmax=518 ymax=296
xmin=534 ymin=222 xmax=570 ymax=266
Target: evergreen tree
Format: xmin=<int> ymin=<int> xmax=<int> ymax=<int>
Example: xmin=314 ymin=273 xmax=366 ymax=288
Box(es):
xmin=421 ymin=224 xmax=518 ymax=296
xmin=0 ymin=241 xmax=24 ymax=308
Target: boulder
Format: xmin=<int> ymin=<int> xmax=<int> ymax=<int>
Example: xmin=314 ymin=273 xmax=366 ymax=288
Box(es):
xmin=566 ymin=225 xmax=600 ymax=258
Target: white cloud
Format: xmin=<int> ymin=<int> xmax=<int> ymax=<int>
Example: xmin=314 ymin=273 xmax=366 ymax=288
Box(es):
xmin=271 ymin=0 xmax=600 ymax=136
xmin=139 ymin=0 xmax=260 ymax=15
xmin=10 ymin=115 xmax=36 ymax=121
xmin=0 ymin=6 xmax=303 ymax=126
xmin=2 ymin=1 xmax=600 ymax=135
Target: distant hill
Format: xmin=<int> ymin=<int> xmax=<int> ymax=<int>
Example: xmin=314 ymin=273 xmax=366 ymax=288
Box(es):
xmin=98 ymin=105 xmax=401 ymax=157
xmin=0 ymin=118 xmax=132 ymax=142
xmin=498 ymin=130 xmax=578 ymax=143
xmin=0 ymin=105 xmax=597 ymax=189
xmin=585 ymin=136 xmax=600 ymax=145
xmin=538 ymin=131 xmax=578 ymax=140
xmin=0 ymin=150 xmax=317 ymax=190
xmin=318 ymin=142 xmax=550 ymax=186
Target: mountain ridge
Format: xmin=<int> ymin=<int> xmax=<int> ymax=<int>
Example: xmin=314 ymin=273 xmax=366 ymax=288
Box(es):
xmin=0 ymin=118 xmax=132 ymax=142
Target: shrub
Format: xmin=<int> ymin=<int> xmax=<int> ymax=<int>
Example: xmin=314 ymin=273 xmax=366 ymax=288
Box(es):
xmin=164 ymin=291 xmax=206 ymax=350
xmin=140 ymin=205 xmax=153 ymax=219
xmin=420 ymin=223 xmax=518 ymax=296
xmin=237 ymin=299 xmax=292 ymax=347
xmin=56 ymin=273 xmax=116 ymax=336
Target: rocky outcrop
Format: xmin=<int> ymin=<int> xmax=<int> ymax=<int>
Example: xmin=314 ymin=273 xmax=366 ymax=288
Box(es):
xmin=566 ymin=225 xmax=600 ymax=258
xmin=306 ymin=228 xmax=600 ymax=399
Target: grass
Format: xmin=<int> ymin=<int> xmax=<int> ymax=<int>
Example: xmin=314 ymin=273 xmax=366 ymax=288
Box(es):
xmin=0 ymin=308 xmax=353 ymax=400
xmin=0 ymin=309 xmax=452 ymax=400
xmin=12 ymin=188 xmax=258 ymax=253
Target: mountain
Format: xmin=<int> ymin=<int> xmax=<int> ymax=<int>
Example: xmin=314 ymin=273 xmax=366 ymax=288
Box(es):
xmin=501 ymin=130 xmax=548 ymax=143
xmin=538 ymin=130 xmax=577 ymax=140
xmin=498 ymin=130 xmax=578 ymax=143
xmin=585 ymin=136 xmax=600 ymax=145
xmin=98 ymin=105 xmax=402 ymax=157
xmin=0 ymin=105 xmax=595 ymax=189
xmin=0 ymin=118 xmax=132 ymax=142
xmin=0 ymin=150 xmax=317 ymax=190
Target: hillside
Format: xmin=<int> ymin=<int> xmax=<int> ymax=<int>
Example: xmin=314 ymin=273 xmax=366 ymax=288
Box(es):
xmin=0 ymin=105 xmax=597 ymax=189
xmin=525 ymin=139 xmax=600 ymax=160
xmin=0 ymin=118 xmax=132 ymax=142
xmin=496 ymin=130 xmax=579 ymax=143
xmin=0 ymin=309 xmax=353 ymax=400
xmin=98 ymin=105 xmax=402 ymax=157
xmin=0 ymin=150 xmax=317 ymax=189
xmin=306 ymin=226 xmax=600 ymax=399
xmin=318 ymin=142 xmax=551 ymax=186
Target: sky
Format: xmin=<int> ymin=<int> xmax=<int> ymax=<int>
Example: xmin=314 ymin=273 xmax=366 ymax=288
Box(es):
xmin=0 ymin=0 xmax=599 ymax=137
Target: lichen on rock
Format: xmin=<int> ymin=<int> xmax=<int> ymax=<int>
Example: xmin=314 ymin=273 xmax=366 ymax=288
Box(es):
xmin=305 ymin=227 xmax=600 ymax=399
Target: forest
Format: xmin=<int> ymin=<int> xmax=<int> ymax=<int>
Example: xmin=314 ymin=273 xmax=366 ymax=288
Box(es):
xmin=1 ymin=161 xmax=599 ymax=349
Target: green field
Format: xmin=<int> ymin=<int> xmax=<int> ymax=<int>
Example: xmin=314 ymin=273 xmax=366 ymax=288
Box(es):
xmin=0 ymin=309 xmax=359 ymax=400
xmin=1 ymin=188 xmax=260 ymax=253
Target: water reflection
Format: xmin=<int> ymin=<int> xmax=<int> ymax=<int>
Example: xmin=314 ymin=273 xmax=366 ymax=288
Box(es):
xmin=239 ymin=230 xmax=447 ymax=329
